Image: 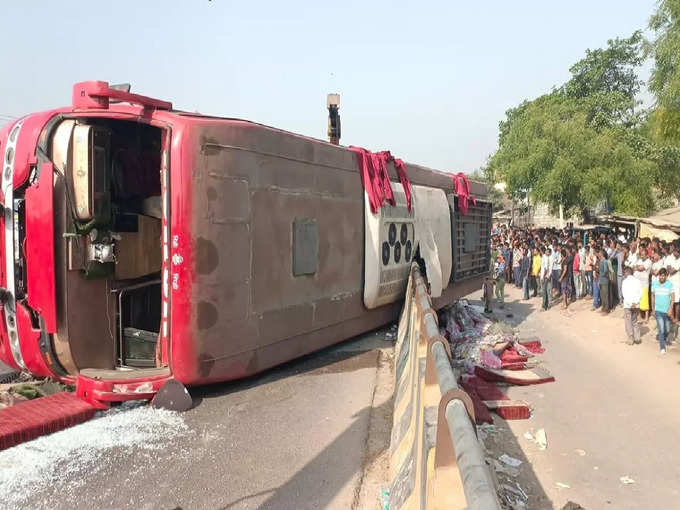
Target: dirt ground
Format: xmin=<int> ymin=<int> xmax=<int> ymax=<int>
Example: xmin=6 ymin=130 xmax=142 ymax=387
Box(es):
xmin=477 ymin=282 xmax=680 ymax=510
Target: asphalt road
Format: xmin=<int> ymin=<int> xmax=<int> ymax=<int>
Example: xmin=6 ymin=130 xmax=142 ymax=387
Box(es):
xmin=482 ymin=284 xmax=680 ymax=509
xmin=13 ymin=328 xmax=394 ymax=510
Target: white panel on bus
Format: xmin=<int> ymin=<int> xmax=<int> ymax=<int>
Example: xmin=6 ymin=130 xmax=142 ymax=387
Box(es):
xmin=413 ymin=185 xmax=452 ymax=298
xmin=363 ymin=184 xmax=416 ymax=309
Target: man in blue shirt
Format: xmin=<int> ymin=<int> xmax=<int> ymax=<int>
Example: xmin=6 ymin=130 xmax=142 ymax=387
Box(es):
xmin=651 ymin=268 xmax=675 ymax=354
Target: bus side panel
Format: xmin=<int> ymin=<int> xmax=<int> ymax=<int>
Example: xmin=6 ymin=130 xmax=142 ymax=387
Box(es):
xmin=184 ymin=121 xmax=378 ymax=384
xmin=181 ymin=119 xmax=488 ymax=384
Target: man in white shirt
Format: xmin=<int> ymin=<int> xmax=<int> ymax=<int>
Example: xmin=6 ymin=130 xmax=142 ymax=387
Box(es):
xmin=651 ymin=250 xmax=665 ymax=286
xmin=625 ymin=247 xmax=638 ymax=269
xmin=666 ymin=243 xmax=680 ymax=322
xmin=621 ymin=266 xmax=642 ymax=345
xmin=540 ymin=247 xmax=552 ymax=311
xmin=551 ymin=242 xmax=562 ymax=297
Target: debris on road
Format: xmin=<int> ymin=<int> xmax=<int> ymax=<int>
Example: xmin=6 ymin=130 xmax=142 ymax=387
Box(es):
xmin=535 ymin=428 xmax=547 ymax=450
xmin=438 ymin=300 xmax=553 ymax=424
xmin=523 ymin=431 xmax=534 ymax=441
xmin=499 ymin=453 xmax=523 ymax=467
xmin=379 ymin=486 xmax=390 ymax=509
xmin=0 ymin=378 xmax=71 ymax=410
xmin=493 ymin=459 xmax=520 ymax=477
xmin=620 ymin=475 xmax=636 ymax=485
xmin=478 ymin=423 xmax=500 ymax=441
xmin=0 ymin=402 xmax=190 ymax=509
xmin=500 ymin=482 xmax=529 ymax=510
xmin=0 ymin=390 xmax=28 ymax=410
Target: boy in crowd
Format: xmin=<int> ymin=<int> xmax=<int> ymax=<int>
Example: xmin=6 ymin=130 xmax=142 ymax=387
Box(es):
xmin=651 ymin=268 xmax=675 ymax=354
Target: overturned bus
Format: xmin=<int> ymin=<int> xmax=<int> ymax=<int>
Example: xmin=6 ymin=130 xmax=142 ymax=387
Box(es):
xmin=0 ymin=81 xmax=491 ymax=408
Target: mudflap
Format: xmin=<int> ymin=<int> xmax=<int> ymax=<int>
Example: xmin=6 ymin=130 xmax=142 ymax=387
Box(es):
xmin=151 ymin=379 xmax=193 ymax=412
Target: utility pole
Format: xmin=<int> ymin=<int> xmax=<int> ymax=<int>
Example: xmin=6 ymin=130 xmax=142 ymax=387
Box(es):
xmin=327 ymin=93 xmax=341 ymax=145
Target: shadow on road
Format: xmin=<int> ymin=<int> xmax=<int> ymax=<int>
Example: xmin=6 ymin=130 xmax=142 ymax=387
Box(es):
xmin=189 ymin=328 xmax=394 ymax=408
xmin=486 ymin=415 xmax=555 ymax=509
xmin=240 ymin=398 xmax=392 ymax=510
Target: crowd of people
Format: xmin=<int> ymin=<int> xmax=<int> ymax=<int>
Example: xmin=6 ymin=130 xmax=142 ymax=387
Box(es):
xmin=487 ymin=224 xmax=679 ymax=354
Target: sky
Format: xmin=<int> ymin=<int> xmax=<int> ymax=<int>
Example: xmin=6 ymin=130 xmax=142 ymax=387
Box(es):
xmin=0 ymin=1 xmax=659 ymax=173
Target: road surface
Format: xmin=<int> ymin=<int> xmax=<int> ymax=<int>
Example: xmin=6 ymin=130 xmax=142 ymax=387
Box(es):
xmin=482 ymin=284 xmax=680 ymax=509
xmin=8 ymin=328 xmax=395 ymax=510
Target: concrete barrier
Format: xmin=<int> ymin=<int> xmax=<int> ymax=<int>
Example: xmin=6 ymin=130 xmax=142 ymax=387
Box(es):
xmin=389 ymin=264 xmax=501 ymax=510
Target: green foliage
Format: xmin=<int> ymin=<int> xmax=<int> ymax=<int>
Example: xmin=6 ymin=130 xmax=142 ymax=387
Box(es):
xmin=467 ymin=167 xmax=505 ymax=212
xmin=648 ymin=0 xmax=680 ymax=144
xmin=489 ymin=30 xmax=680 ymax=217
xmin=565 ymin=32 xmax=644 ymax=102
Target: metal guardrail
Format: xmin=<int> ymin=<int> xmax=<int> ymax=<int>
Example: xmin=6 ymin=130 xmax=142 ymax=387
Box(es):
xmin=389 ymin=263 xmax=501 ymax=510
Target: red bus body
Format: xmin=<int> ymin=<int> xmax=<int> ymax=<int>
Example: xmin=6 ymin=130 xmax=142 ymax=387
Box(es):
xmin=0 ymin=82 xmax=490 ymax=408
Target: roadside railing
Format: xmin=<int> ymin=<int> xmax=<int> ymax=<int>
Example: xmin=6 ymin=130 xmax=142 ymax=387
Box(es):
xmin=389 ymin=263 xmax=501 ymax=510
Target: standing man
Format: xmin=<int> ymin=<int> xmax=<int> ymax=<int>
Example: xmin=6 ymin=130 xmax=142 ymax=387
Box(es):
xmin=650 ymin=249 xmax=665 ymax=291
xmin=531 ymin=246 xmax=542 ymax=298
xmin=629 ymin=239 xmax=639 ymax=263
xmin=592 ymin=247 xmax=601 ymax=310
xmin=598 ymin=249 xmax=611 ymax=314
xmin=635 ymin=247 xmax=652 ymax=324
xmin=520 ymin=247 xmax=531 ymax=300
xmin=490 ymin=242 xmax=499 ymax=270
xmin=559 ymin=248 xmax=573 ymax=309
xmin=651 ymin=268 xmax=675 ymax=354
xmin=578 ymin=241 xmax=587 ymax=298
xmin=619 ymin=243 xmax=630 ymax=301
xmin=584 ymin=242 xmax=595 ymax=297
xmin=494 ymin=253 xmax=506 ymax=309
xmin=512 ymin=241 xmax=522 ymax=288
xmin=573 ymin=245 xmax=582 ymax=299
xmin=621 ymin=266 xmax=642 ymax=345
xmin=502 ymin=243 xmax=512 ymax=285
xmin=541 ymin=246 xmax=552 ymax=311
xmin=551 ymin=241 xmax=562 ymax=298
xmin=666 ymin=243 xmax=680 ymax=323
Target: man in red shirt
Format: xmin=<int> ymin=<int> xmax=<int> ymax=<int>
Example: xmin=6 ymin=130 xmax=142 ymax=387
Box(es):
xmin=573 ymin=247 xmax=582 ymax=299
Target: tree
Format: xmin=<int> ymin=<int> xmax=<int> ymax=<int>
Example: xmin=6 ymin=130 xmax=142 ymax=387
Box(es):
xmin=468 ymin=167 xmax=505 ymax=212
xmin=648 ymin=0 xmax=680 ymax=144
xmin=489 ymin=33 xmax=667 ymax=217
xmin=565 ymin=32 xmax=644 ymax=104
